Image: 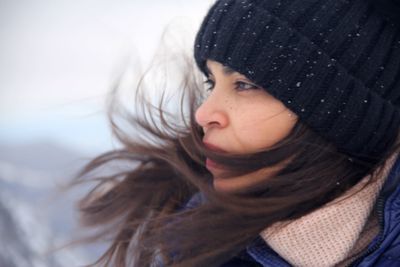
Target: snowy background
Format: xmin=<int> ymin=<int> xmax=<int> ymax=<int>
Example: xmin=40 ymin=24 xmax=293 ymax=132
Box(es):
xmin=0 ymin=0 xmax=213 ymax=266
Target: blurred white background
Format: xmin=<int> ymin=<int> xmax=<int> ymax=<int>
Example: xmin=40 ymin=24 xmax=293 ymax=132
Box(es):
xmin=0 ymin=0 xmax=213 ymax=266
xmin=1 ymin=0 xmax=213 ymax=154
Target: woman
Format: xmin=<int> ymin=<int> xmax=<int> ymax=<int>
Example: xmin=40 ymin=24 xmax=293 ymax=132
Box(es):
xmin=77 ymin=0 xmax=400 ymax=266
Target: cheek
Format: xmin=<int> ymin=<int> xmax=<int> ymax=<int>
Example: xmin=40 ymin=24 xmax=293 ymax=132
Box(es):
xmin=234 ymin=105 xmax=297 ymax=151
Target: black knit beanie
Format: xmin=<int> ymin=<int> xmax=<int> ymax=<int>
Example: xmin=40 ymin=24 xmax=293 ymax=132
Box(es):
xmin=194 ymin=0 xmax=400 ymax=161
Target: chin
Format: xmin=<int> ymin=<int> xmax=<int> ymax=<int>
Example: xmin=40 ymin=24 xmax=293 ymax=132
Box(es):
xmin=213 ymin=177 xmax=244 ymax=194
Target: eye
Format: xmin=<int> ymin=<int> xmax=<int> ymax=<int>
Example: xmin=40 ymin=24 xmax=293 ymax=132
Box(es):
xmin=203 ymin=79 xmax=260 ymax=92
xmin=235 ymin=81 xmax=260 ymax=91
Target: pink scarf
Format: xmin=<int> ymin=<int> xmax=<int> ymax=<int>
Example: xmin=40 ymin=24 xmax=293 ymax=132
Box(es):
xmin=260 ymin=153 xmax=398 ymax=267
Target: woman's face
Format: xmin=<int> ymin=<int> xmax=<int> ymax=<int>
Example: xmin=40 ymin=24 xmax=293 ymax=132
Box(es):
xmin=195 ymin=60 xmax=298 ymax=193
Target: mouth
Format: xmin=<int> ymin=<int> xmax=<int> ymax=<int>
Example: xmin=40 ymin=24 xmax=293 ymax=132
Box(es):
xmin=205 ymin=158 xmax=224 ymax=170
xmin=203 ymin=142 xmax=226 ymax=153
xmin=203 ymin=142 xmax=228 ymax=172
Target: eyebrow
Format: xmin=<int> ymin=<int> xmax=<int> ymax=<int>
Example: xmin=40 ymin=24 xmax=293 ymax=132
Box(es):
xmin=205 ymin=64 xmax=237 ymax=76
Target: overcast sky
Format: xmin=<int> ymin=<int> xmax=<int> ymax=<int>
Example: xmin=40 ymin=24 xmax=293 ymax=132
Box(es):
xmin=0 ymin=0 xmax=213 ymax=153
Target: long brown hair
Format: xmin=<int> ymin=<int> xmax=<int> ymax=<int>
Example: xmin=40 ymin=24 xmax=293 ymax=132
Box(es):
xmin=75 ymin=48 xmax=400 ymax=266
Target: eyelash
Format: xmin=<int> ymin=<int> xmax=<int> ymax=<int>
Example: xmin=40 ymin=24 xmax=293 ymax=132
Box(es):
xmin=203 ymin=79 xmax=259 ymax=92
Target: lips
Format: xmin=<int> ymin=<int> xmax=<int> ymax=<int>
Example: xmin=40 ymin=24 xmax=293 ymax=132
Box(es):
xmin=203 ymin=142 xmax=228 ymax=171
xmin=203 ymin=142 xmax=226 ymax=153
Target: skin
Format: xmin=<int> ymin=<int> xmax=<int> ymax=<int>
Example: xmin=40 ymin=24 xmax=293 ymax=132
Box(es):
xmin=195 ymin=60 xmax=298 ymax=193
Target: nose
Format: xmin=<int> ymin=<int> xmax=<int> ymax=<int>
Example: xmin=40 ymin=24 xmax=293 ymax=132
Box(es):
xmin=195 ymin=91 xmax=229 ymax=130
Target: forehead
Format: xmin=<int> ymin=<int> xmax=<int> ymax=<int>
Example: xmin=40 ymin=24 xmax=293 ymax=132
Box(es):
xmin=205 ymin=60 xmax=238 ymax=76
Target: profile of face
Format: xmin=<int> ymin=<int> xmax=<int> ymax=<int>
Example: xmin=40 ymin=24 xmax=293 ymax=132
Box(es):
xmin=195 ymin=60 xmax=298 ymax=193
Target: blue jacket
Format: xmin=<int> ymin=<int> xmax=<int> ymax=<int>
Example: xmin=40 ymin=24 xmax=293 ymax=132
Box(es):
xmin=184 ymin=155 xmax=400 ymax=266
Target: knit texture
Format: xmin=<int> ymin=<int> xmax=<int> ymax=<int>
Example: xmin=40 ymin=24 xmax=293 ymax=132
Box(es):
xmin=259 ymin=152 xmax=399 ymax=267
xmin=194 ymin=0 xmax=400 ymax=161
